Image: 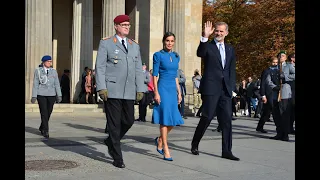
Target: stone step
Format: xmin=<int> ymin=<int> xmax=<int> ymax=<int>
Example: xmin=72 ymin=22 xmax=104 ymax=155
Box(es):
xmin=25 ymin=104 xmax=154 ymax=114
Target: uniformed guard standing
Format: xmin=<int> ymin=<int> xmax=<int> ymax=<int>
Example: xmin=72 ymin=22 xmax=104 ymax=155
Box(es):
xmin=31 ymin=55 xmax=62 ymax=138
xmin=95 ymin=14 xmax=144 ymax=168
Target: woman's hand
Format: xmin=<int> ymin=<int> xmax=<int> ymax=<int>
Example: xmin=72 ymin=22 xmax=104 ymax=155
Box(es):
xmin=154 ymin=92 xmax=161 ymax=105
xmin=178 ymin=93 xmax=182 ymax=104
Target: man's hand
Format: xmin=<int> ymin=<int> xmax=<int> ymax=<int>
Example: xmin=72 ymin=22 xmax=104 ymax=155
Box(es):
xmin=99 ymin=89 xmax=108 ymax=101
xmin=57 ymin=96 xmax=62 ymax=103
xmin=203 ymin=21 xmax=215 ymax=38
xmin=261 ymin=96 xmax=267 ymax=104
xmin=136 ymin=92 xmax=144 ymax=101
xmin=31 ymin=97 xmax=37 ymax=104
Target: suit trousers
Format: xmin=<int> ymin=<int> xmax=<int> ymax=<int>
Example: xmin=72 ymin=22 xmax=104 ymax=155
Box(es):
xmin=192 ymin=83 xmax=232 ymax=153
xmin=37 ymin=95 xmax=56 ymax=132
xmin=256 ymin=101 xmax=272 ymax=130
xmin=104 ymin=99 xmax=134 ymax=162
xmin=138 ymin=93 xmax=149 ymax=121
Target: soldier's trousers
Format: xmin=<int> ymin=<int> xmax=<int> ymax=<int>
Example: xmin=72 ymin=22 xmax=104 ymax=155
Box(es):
xmin=37 ymin=95 xmax=56 ymax=132
xmin=104 ymin=99 xmax=134 ymax=162
xmin=279 ymin=98 xmax=292 ymax=138
xmin=138 ymin=93 xmax=149 ymax=121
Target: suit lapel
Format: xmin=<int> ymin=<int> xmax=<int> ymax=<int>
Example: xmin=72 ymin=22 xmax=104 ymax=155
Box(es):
xmin=210 ymin=41 xmax=223 ymax=69
xmin=114 ymin=35 xmax=128 ymax=54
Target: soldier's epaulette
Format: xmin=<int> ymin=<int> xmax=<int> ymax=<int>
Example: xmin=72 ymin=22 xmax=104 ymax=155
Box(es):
xmin=101 ymin=36 xmax=111 ymax=40
xmin=128 ymin=39 xmax=138 ymax=45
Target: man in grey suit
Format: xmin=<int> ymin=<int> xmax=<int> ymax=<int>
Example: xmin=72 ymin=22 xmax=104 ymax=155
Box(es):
xmin=136 ymin=62 xmax=150 ymax=122
xmin=95 ymin=14 xmax=144 ymax=168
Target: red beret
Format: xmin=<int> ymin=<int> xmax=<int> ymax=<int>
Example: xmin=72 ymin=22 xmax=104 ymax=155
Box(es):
xmin=114 ymin=15 xmax=130 ymax=24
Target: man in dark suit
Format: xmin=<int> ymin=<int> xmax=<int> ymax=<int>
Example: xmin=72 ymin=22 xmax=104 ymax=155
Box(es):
xmin=191 ymin=21 xmax=239 ymax=161
xmin=256 ymin=57 xmax=279 ymax=133
xmin=60 ymin=69 xmax=70 ymax=103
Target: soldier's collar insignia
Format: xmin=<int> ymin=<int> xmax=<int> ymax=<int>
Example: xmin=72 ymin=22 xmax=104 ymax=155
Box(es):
xmin=128 ymin=39 xmax=132 ymax=45
xmin=102 ymin=36 xmax=111 ymax=40
xmin=113 ymin=37 xmax=117 ymax=43
xmin=130 ymin=39 xmax=138 ymax=44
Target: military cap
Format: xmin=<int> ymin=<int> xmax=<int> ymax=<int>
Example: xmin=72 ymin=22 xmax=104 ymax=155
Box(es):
xmin=114 ymin=14 xmax=130 ymax=24
xmin=279 ymin=50 xmax=287 ymax=54
xmin=142 ymin=62 xmax=146 ymax=66
xmin=41 ymin=55 xmax=52 ymax=62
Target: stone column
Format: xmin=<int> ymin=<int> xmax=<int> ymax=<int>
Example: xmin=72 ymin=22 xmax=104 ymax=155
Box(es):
xmin=165 ymin=0 xmax=202 ymax=99
xmin=149 ymin=0 xmax=165 ymax=68
xmin=71 ymin=0 xmax=93 ymax=103
xmin=165 ymin=0 xmax=185 ymax=69
xmin=102 ymin=0 xmax=125 ymax=37
xmin=25 ymin=0 xmax=52 ymax=103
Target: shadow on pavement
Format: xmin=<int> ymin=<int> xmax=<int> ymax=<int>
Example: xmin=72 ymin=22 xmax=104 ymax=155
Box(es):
xmin=25 ymin=126 xmax=113 ymax=164
xmin=63 ymin=123 xmax=105 ymax=134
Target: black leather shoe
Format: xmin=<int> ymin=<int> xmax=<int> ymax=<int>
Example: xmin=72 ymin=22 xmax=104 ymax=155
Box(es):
xmin=221 ymin=152 xmax=240 ymax=161
xmin=289 ymin=130 xmax=295 ymax=135
xmin=281 ymin=136 xmax=289 ymax=141
xmin=256 ymin=128 xmax=268 ymax=133
xmin=112 ymin=161 xmax=125 ymax=168
xmin=43 ymin=131 xmax=49 ymax=138
xmin=135 ymin=118 xmax=141 ymax=121
xmin=104 ymin=139 xmax=114 ymax=159
xmin=270 ymin=135 xmax=282 ymax=140
xmin=191 ymin=147 xmax=199 ymax=155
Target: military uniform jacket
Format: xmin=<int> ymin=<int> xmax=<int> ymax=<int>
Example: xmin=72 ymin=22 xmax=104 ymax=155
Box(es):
xmin=95 ymin=35 xmax=144 ymax=100
xmin=32 ymin=67 xmax=62 ymax=97
xmin=280 ymin=62 xmax=295 ymax=99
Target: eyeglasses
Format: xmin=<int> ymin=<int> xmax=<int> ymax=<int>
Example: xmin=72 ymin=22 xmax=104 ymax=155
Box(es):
xmin=45 ymin=61 xmax=53 ymax=63
xmin=118 ymin=23 xmax=131 ymax=28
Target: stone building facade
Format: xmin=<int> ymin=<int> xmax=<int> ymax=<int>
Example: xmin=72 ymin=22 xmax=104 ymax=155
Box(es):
xmin=25 ymin=0 xmax=203 ymax=103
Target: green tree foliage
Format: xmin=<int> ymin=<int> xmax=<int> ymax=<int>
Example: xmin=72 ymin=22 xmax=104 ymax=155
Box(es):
xmin=201 ymin=0 xmax=295 ymax=81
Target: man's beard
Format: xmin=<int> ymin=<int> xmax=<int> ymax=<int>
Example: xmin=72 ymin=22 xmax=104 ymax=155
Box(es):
xmin=214 ymin=36 xmax=224 ymax=41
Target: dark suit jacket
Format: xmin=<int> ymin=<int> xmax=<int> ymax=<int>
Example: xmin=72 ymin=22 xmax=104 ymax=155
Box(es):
xmin=197 ymin=40 xmax=236 ymax=97
xmin=260 ymin=68 xmax=274 ymax=106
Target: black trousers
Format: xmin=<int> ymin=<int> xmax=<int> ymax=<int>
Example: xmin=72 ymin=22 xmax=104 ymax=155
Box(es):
xmin=256 ymin=101 xmax=272 ymax=130
xmin=104 ymin=99 xmax=135 ymax=162
xmin=254 ymin=100 xmax=263 ymax=117
xmin=138 ymin=93 xmax=149 ymax=121
xmin=290 ymin=102 xmax=295 ymax=132
xmin=192 ymin=84 xmax=232 ymax=153
xmin=178 ymin=95 xmax=185 ymax=117
xmin=37 ymin=95 xmax=56 ymax=132
xmin=278 ymin=98 xmax=292 ymax=138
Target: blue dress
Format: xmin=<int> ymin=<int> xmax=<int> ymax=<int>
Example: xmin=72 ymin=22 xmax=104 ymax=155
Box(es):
xmin=151 ymin=50 xmax=184 ymax=126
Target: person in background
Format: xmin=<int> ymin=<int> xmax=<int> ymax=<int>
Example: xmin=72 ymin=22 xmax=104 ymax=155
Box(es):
xmin=31 ymin=55 xmax=62 ymax=139
xmin=60 ymin=69 xmax=70 ymax=103
xmin=178 ymin=68 xmax=187 ymax=119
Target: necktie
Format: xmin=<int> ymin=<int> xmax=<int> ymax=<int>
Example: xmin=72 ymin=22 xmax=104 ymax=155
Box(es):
xmin=219 ymin=43 xmax=225 ymax=68
xmin=47 ymin=70 xmax=49 ymax=75
xmin=122 ymin=39 xmax=128 ymax=53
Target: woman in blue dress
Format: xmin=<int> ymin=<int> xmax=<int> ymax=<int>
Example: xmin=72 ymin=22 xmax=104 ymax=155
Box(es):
xmin=152 ymin=32 xmax=184 ymax=161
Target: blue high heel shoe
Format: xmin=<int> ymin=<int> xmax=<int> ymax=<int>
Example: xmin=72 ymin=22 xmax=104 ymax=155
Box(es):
xmin=163 ymin=156 xmax=173 ymax=161
xmin=154 ymin=137 xmax=164 ymax=155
